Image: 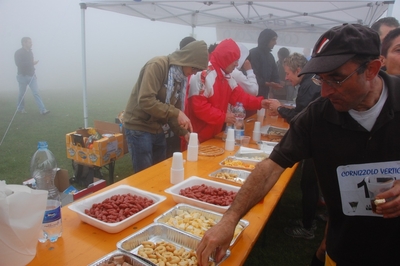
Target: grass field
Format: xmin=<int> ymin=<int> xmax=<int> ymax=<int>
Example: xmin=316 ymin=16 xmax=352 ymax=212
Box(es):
xmin=0 ymin=87 xmax=326 ymax=265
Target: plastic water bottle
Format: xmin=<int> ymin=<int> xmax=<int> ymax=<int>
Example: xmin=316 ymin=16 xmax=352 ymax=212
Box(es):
xmin=233 ymin=102 xmax=246 ymax=145
xmin=30 ymin=141 xmax=62 ymax=243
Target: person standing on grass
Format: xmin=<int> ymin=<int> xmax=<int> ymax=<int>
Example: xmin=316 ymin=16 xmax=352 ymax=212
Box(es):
xmin=196 ymin=24 xmax=400 ymax=266
xmin=123 ymin=40 xmax=208 ymax=173
xmin=14 ymin=37 xmax=49 ymax=115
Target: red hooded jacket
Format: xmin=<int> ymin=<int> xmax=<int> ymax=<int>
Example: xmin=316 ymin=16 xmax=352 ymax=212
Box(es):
xmin=186 ymin=39 xmax=263 ymax=144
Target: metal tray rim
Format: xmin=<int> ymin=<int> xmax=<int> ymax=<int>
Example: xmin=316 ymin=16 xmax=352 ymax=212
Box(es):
xmin=153 ymin=203 xmax=249 ymax=246
xmin=117 ymin=223 xmax=230 ymax=265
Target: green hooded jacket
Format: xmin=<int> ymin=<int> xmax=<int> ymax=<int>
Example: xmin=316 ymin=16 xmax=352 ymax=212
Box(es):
xmin=123 ymin=40 xmax=208 ymax=136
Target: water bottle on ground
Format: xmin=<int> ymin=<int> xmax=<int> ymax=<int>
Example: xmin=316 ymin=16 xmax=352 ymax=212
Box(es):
xmin=233 ymin=102 xmax=246 ymax=145
xmin=30 ymin=141 xmax=62 ymax=243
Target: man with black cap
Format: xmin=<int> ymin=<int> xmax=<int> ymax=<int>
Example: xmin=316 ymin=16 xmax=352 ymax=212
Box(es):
xmin=196 ymin=24 xmax=400 ymax=266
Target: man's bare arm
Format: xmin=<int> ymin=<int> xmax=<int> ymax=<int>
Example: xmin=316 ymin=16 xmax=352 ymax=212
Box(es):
xmin=196 ymin=159 xmax=285 ymax=265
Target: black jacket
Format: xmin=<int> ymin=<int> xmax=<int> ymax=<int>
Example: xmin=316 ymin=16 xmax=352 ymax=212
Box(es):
xmin=278 ymin=74 xmax=321 ymax=123
xmin=249 ymin=29 xmax=280 ymax=98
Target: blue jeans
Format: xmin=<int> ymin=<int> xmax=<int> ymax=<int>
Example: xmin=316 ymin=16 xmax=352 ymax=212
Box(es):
xmin=16 ymin=74 xmax=47 ymax=112
xmin=125 ymin=129 xmax=166 ymax=173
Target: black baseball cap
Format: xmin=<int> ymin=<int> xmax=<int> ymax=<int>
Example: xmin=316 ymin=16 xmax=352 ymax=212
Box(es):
xmin=299 ymin=24 xmax=380 ymax=76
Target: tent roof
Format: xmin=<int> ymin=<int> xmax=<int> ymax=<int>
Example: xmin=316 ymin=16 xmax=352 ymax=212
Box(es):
xmin=81 ymin=0 xmax=394 ymax=47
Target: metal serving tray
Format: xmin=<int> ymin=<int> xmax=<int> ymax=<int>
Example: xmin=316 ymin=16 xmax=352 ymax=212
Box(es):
xmin=260 ymin=125 xmax=288 ymax=138
xmin=154 ymin=203 xmax=249 ymax=247
xmin=233 ymin=150 xmax=269 ymax=162
xmin=257 ymin=141 xmax=278 ymax=154
xmin=219 ymin=156 xmax=258 ymax=170
xmin=117 ymin=223 xmax=229 ymax=266
xmin=209 ymin=167 xmax=251 ymax=185
xmin=88 ymin=250 xmax=152 ymax=266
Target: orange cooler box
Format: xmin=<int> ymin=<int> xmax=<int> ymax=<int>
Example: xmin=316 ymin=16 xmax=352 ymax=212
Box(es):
xmin=66 ymin=124 xmax=124 ymax=167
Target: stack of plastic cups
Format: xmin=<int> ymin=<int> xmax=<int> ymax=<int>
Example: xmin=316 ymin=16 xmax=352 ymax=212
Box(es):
xmin=257 ymin=108 xmax=265 ymax=122
xmin=187 ymin=133 xmax=198 ymax=162
xmin=170 ymin=152 xmax=184 ymax=184
xmin=253 ymin=121 xmax=261 ymax=142
xmin=225 ymin=128 xmax=235 ymax=151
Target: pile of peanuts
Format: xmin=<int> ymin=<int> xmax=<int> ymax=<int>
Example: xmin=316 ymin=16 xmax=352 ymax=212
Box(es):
xmin=122 ymin=241 xmax=215 ymax=266
xmin=214 ymin=172 xmax=243 ymax=184
xmin=164 ymin=209 xmax=243 ymax=239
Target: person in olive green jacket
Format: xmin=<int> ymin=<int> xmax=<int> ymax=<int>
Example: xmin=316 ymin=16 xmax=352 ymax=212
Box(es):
xmin=123 ymin=40 xmax=208 ymax=173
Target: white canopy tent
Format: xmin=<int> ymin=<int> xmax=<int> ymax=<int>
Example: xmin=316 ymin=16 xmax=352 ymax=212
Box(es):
xmin=79 ymin=0 xmax=394 ymax=127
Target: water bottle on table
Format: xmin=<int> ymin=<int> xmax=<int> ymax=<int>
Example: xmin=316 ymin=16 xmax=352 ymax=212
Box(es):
xmin=30 ymin=141 xmax=62 ymax=243
xmin=233 ymin=102 xmax=246 ymax=145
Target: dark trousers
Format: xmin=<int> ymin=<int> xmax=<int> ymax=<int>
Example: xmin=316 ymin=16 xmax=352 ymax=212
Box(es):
xmin=300 ymin=158 xmax=319 ymax=229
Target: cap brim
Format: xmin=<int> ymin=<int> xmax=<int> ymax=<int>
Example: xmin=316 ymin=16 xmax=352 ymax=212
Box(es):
xmin=299 ymin=54 xmax=355 ymax=76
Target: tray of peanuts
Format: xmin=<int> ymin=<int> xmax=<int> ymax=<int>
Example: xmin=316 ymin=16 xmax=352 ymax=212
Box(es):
xmin=154 ymin=203 xmax=249 ymax=247
xmin=219 ymin=156 xmax=258 ymax=170
xmin=117 ymin=223 xmax=229 ymax=266
xmin=209 ymin=167 xmax=251 ymax=185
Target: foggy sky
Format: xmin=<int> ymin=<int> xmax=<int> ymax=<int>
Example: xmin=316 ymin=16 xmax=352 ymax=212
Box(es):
xmin=0 ymin=0 xmax=220 ymax=94
xmin=1 ymin=0 xmax=399 ymax=94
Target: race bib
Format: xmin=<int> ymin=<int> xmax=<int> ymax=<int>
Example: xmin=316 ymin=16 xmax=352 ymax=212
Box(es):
xmin=337 ymin=161 xmax=400 ymax=217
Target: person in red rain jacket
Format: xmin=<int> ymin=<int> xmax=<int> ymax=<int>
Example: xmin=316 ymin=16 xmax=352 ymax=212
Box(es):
xmin=186 ymin=38 xmax=270 ymax=144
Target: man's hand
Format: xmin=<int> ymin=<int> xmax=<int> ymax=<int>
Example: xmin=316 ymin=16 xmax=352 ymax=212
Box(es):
xmin=375 ymin=180 xmax=400 ymax=218
xmin=177 ymin=110 xmax=193 ymax=132
xmin=266 ymin=99 xmax=282 ymax=113
xmin=225 ymin=112 xmax=236 ymax=124
xmin=196 ymin=218 xmax=235 ymax=266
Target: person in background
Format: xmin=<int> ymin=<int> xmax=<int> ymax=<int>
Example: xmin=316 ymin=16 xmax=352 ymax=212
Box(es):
xmin=380 ymin=28 xmax=400 ymax=75
xmin=208 ymin=42 xmax=258 ymax=96
xmin=196 ymin=24 xmax=400 ymax=266
xmin=249 ymin=29 xmax=282 ymax=98
xmin=14 ymin=37 xmax=49 ymax=115
xmin=123 ymin=41 xmax=208 ymax=173
xmin=267 ymin=52 xmax=322 ymax=241
xmin=187 ymin=38 xmax=270 ymax=144
xmin=268 ymin=52 xmax=320 ymax=123
xmin=276 ymin=47 xmax=296 ymax=101
xmin=179 ymin=36 xmax=196 ymax=50
xmin=371 ymin=16 xmax=400 ymax=42
xmin=165 ymin=36 xmax=198 ymax=158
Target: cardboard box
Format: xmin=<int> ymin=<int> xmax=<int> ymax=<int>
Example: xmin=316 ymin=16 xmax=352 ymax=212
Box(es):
xmin=23 ymin=169 xmax=107 ymax=206
xmin=66 ymin=121 xmax=125 ymax=167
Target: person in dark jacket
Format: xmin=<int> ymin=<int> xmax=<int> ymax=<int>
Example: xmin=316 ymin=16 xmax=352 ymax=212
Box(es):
xmin=249 ymin=29 xmax=282 ymax=99
xmin=267 ymin=52 xmax=320 ymax=122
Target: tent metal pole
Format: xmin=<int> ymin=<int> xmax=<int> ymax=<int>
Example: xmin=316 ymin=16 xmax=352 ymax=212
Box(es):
xmin=80 ymin=3 xmax=88 ymax=128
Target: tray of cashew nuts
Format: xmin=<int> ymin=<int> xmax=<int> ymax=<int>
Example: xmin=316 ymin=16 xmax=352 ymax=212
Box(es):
xmin=117 ymin=223 xmax=229 ymax=266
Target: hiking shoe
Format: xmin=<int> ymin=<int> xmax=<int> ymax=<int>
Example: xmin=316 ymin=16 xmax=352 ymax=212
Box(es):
xmin=284 ymin=225 xmax=315 ymax=239
xmin=40 ymin=110 xmax=50 ymax=115
xmin=18 ymin=109 xmax=27 ymax=114
xmin=290 ymin=218 xmax=317 ymax=231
